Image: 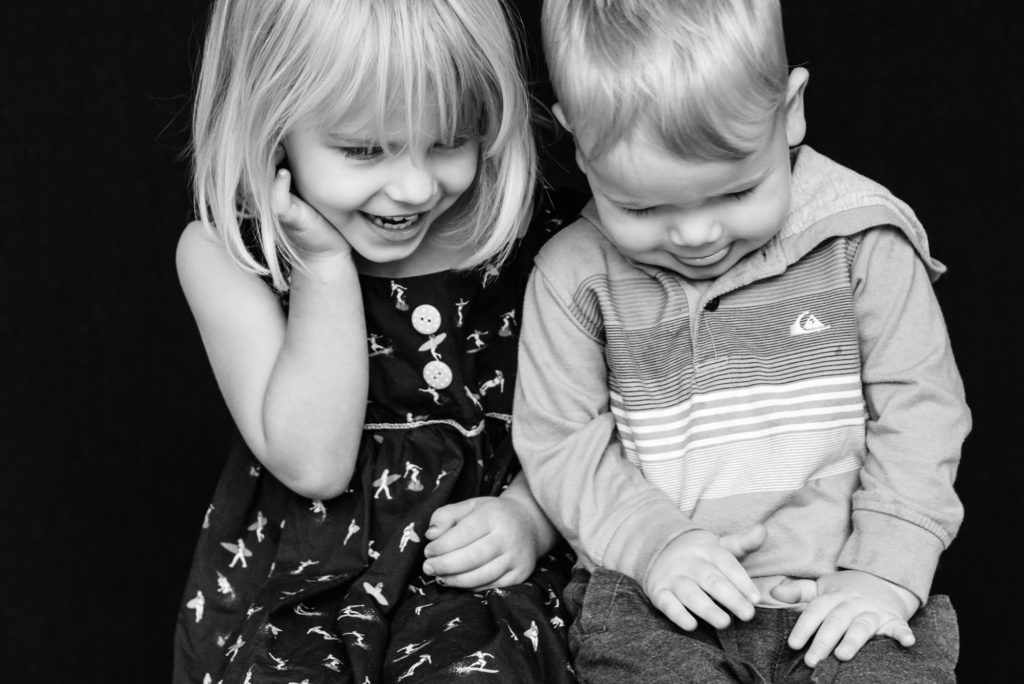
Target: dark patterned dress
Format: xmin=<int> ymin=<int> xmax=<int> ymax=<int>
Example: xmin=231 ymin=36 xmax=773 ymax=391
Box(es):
xmin=173 ymin=196 xmax=583 ymax=684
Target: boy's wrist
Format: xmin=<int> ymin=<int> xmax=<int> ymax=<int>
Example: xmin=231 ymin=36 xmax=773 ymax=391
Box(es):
xmin=499 ymin=484 xmax=557 ymax=556
xmin=838 ymin=508 xmax=945 ymax=605
xmin=826 ymin=569 xmax=922 ymax=618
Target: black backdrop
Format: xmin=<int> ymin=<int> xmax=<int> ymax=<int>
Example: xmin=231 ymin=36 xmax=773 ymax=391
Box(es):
xmin=1 ymin=1 xmax=1020 ymax=681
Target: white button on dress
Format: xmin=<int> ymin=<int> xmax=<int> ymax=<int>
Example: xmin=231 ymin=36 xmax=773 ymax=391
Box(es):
xmin=411 ymin=304 xmax=442 ymax=335
xmin=423 ymin=359 xmax=453 ymax=390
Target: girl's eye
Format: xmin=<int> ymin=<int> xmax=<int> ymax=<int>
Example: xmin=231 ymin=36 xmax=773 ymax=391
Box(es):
xmin=433 ymin=136 xmax=470 ymax=151
xmin=339 ymin=145 xmax=383 ymax=160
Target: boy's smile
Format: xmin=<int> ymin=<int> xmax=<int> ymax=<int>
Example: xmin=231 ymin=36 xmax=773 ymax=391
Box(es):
xmin=564 ymin=68 xmax=808 ymax=281
xmin=577 ymin=119 xmax=797 ymax=281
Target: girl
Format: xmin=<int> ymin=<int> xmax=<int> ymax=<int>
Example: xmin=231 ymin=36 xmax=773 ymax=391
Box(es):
xmin=173 ymin=1 xmax=581 ymax=682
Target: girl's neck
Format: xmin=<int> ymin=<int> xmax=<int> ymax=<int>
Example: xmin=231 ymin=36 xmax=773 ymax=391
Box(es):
xmin=355 ymin=233 xmax=475 ymax=279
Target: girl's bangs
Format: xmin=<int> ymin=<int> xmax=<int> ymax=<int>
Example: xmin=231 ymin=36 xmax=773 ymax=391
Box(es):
xmin=309 ymin=5 xmax=489 ymax=152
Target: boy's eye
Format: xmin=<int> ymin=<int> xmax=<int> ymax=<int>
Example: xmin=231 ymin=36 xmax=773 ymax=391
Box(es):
xmin=620 ymin=206 xmax=653 ymax=217
xmin=339 ymin=145 xmax=383 ymax=160
xmin=724 ymin=186 xmax=756 ymax=201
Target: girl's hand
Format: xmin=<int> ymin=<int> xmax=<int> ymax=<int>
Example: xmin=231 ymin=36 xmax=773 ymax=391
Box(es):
xmin=273 ymin=168 xmax=352 ymax=260
xmin=421 ymin=496 xmax=541 ymax=591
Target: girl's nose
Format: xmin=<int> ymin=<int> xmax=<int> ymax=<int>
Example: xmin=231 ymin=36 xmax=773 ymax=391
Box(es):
xmin=384 ymin=156 xmax=437 ymax=206
xmin=668 ymin=213 xmax=723 ymax=248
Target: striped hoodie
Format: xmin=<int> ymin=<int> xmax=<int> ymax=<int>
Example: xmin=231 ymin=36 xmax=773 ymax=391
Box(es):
xmin=513 ymin=145 xmax=969 ymax=604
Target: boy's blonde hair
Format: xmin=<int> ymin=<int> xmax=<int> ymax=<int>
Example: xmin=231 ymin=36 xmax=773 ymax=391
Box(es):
xmin=543 ymin=0 xmax=789 ymax=161
xmin=192 ymin=0 xmax=536 ymax=291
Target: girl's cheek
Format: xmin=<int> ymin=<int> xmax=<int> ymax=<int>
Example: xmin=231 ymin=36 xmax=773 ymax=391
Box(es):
xmin=443 ymin=149 xmax=480 ymax=194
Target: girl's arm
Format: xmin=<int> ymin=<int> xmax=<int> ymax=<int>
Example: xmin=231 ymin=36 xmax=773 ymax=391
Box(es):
xmin=176 ymin=179 xmax=367 ymax=500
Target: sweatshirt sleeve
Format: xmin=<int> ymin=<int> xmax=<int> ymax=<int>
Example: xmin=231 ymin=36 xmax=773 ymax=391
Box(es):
xmin=837 ymin=226 xmax=970 ymax=603
xmin=512 ymin=260 xmax=697 ymax=584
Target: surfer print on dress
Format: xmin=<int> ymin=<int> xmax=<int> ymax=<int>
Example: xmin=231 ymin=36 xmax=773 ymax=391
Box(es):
xmin=174 ymin=195 xmax=586 ymax=683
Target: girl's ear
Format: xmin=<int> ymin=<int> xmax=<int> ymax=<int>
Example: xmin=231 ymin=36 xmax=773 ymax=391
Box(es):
xmin=273 ymin=144 xmax=286 ymax=167
xmin=784 ymin=67 xmax=809 ymax=147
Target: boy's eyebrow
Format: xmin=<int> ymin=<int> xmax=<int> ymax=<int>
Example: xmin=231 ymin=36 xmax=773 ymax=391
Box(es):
xmin=719 ymin=164 xmax=773 ymax=193
xmin=603 ymin=163 xmax=774 ymax=207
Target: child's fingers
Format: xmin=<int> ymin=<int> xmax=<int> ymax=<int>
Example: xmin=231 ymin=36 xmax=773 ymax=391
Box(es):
xmin=700 ymin=567 xmax=757 ymax=622
xmin=271 ymin=169 xmax=300 ymax=223
xmin=666 ymin=576 xmax=733 ymax=630
xmin=272 ymin=169 xmax=344 ymax=254
xmin=468 ymin=570 xmax=524 ymax=592
xmin=425 ymin=499 xmax=479 ymax=541
xmin=719 ymin=523 xmax=767 ymax=559
xmin=831 ymin=613 xmax=883 ymax=662
xmin=714 ymin=556 xmax=761 ymax=609
xmin=424 ymin=515 xmax=487 ymax=559
xmin=792 ymin=598 xmax=852 ymax=668
xmin=876 ymin=617 xmax=916 ymax=648
xmin=649 ymin=587 xmax=700 ymax=632
xmin=421 ymin=540 xmax=493 ymax=577
xmin=432 ymin=555 xmax=510 ymax=590
xmin=787 ymin=594 xmax=837 ymax=651
xmin=770 ymin=578 xmax=818 ymax=605
xmin=423 ymin=533 xmax=497 ymax=577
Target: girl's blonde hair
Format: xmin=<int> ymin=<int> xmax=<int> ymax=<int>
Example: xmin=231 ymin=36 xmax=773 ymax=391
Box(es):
xmin=543 ymin=0 xmax=789 ymax=162
xmin=192 ymin=0 xmax=536 ymax=290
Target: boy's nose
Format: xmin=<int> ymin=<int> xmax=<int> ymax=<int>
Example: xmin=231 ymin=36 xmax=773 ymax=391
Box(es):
xmin=385 ymin=157 xmax=437 ymax=206
xmin=668 ymin=214 xmax=723 ymax=248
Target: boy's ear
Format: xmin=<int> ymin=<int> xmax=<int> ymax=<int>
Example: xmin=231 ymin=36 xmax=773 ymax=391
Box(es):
xmin=552 ymin=103 xmax=590 ymax=175
xmin=784 ymin=67 xmax=809 ymax=147
xmin=552 ymin=103 xmax=572 ymax=133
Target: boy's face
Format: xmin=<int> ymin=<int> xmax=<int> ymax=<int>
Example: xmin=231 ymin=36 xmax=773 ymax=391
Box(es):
xmin=563 ymin=69 xmax=808 ymax=281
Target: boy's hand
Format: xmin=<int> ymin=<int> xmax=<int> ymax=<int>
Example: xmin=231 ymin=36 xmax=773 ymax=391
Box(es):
xmin=645 ymin=524 xmax=766 ymax=631
xmin=421 ymin=496 xmax=540 ymax=591
xmin=273 ymin=168 xmax=352 ymax=260
xmin=771 ymin=569 xmax=920 ymax=668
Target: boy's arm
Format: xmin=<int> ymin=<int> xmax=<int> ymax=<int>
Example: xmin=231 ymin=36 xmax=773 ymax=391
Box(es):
xmin=512 ymin=263 xmax=698 ymax=585
xmin=838 ymin=226 xmax=970 ymax=603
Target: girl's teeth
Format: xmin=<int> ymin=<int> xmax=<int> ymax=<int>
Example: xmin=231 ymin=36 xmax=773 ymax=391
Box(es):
xmin=369 ymin=214 xmax=419 ymax=230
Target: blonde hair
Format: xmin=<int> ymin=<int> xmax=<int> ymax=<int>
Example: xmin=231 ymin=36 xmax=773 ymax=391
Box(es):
xmin=192 ymin=0 xmax=536 ymax=291
xmin=543 ymin=0 xmax=789 ymax=161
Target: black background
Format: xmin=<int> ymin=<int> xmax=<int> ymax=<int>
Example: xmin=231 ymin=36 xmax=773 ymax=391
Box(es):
xmin=1 ymin=1 xmax=1019 ymax=680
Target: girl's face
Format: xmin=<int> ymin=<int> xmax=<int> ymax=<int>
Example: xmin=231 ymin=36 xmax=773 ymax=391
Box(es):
xmin=282 ymin=105 xmax=479 ymax=277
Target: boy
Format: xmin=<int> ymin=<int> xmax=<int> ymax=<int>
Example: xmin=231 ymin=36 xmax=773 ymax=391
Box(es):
xmin=513 ymin=0 xmax=969 ymax=680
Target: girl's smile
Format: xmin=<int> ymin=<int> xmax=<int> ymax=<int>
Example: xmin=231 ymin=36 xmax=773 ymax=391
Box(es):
xmin=283 ymin=108 xmax=480 ymax=277
xmin=361 ymin=211 xmax=423 ymax=232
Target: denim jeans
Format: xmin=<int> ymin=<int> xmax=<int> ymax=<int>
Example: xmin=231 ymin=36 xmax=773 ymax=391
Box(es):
xmin=565 ymin=568 xmax=959 ymax=683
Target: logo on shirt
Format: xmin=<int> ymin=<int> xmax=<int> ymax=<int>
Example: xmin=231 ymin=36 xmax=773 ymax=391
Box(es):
xmin=789 ymin=311 xmax=831 ymax=336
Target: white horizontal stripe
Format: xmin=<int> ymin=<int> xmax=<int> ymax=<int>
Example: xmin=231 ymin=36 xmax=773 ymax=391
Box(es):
xmin=614 ymin=389 xmax=864 ymax=435
xmin=630 ymin=417 xmax=866 ymax=462
xmin=632 ymin=404 xmax=865 ymax=448
xmin=610 ymin=373 xmax=863 ymax=421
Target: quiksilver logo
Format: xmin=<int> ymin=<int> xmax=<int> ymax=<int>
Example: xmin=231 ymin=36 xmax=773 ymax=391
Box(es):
xmin=789 ymin=311 xmax=831 ymax=336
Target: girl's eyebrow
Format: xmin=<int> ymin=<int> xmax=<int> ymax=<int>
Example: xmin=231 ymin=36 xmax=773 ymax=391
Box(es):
xmin=321 ymin=128 xmax=376 ymax=142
